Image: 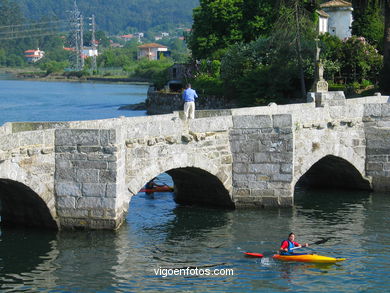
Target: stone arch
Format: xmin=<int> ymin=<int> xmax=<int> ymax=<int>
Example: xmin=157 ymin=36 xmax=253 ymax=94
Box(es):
xmin=295 ymin=155 xmax=371 ymax=190
xmin=127 ymin=152 xmax=233 ymax=208
xmin=0 ymin=179 xmax=58 ymax=229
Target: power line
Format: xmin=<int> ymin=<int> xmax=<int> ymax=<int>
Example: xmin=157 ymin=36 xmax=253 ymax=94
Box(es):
xmin=0 ymin=31 xmax=66 ymax=41
xmin=0 ymin=26 xmax=68 ymax=36
xmin=0 ymin=19 xmax=67 ymax=30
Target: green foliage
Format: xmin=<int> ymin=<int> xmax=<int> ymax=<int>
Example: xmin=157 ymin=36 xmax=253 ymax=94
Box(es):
xmin=39 ymin=60 xmax=68 ymax=74
xmin=188 ymin=0 xmax=276 ymax=60
xmin=319 ymin=34 xmax=383 ymax=84
xmin=191 ymin=73 xmax=224 ymax=96
xmin=352 ymin=0 xmax=384 ymax=50
xmin=16 ymin=0 xmax=199 ymax=34
xmin=130 ymin=58 xmax=173 ymax=89
xmin=97 ymin=47 xmax=136 ymax=68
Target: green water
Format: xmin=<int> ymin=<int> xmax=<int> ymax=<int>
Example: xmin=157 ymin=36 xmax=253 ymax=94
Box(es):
xmin=1 ymin=189 xmax=389 ymax=292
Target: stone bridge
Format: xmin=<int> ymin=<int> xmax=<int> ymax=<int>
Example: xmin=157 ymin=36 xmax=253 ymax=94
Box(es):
xmin=1 ymin=92 xmax=390 ymax=230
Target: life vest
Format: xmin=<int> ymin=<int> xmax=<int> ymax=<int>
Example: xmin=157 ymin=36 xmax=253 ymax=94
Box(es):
xmin=281 ymin=240 xmax=295 ymax=255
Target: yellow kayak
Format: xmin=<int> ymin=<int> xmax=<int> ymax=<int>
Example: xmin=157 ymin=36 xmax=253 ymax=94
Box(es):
xmin=273 ymin=254 xmax=346 ymax=264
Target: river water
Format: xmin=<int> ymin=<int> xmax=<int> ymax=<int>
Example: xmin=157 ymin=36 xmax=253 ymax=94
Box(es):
xmin=1 ymin=79 xmax=390 ymax=292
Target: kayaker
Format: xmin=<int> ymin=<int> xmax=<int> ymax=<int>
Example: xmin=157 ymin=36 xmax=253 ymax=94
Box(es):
xmin=279 ymin=232 xmax=308 ymax=255
xmin=145 ymin=178 xmax=158 ymax=190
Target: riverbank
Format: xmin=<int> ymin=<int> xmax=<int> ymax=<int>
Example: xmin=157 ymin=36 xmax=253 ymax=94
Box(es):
xmin=0 ymin=67 xmax=150 ymax=84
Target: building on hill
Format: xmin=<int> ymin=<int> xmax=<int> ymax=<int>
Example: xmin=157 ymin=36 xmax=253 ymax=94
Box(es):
xmin=316 ymin=9 xmax=330 ymax=35
xmin=24 ymin=48 xmax=44 ymax=63
xmin=320 ymin=0 xmax=353 ymax=39
xmin=82 ymin=47 xmax=98 ymax=58
xmin=137 ymin=43 xmax=169 ymax=60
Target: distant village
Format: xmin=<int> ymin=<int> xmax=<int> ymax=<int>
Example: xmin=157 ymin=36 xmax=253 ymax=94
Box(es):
xmin=23 ymin=27 xmax=192 ymax=64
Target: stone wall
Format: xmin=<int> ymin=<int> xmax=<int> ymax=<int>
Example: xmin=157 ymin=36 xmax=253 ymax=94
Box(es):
xmin=364 ymin=103 xmax=390 ymax=191
xmin=0 ymin=129 xmax=57 ymax=227
xmin=146 ymin=89 xmax=236 ymax=115
xmin=124 ymin=114 xmax=234 ymax=207
xmin=230 ymin=114 xmax=294 ymax=208
xmin=54 ymin=128 xmax=128 ymax=229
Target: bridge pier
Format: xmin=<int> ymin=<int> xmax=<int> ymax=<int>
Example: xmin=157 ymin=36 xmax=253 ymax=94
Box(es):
xmin=55 ymin=129 xmax=128 ymax=229
xmin=230 ymin=114 xmax=294 ymax=208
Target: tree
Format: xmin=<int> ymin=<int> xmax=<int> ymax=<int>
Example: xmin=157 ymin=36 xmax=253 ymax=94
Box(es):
xmin=352 ymin=0 xmax=384 ymax=49
xmin=381 ymin=0 xmax=390 ymax=93
xmin=187 ymin=0 xmax=276 ymax=60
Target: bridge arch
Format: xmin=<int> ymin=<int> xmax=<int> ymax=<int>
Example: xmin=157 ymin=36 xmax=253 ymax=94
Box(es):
xmin=0 ymin=179 xmax=58 ymax=229
xmin=127 ymin=152 xmax=233 ymax=208
xmin=294 ymin=155 xmax=371 ymax=190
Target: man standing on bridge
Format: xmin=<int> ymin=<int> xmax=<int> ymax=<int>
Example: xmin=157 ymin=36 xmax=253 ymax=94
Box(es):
xmin=182 ymin=83 xmax=198 ymax=119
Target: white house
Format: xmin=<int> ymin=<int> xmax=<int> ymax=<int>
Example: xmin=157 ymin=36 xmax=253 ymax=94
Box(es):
xmin=24 ymin=48 xmax=44 ymax=63
xmin=137 ymin=43 xmax=168 ymax=60
xmin=82 ymin=47 xmax=98 ymax=58
xmin=320 ymin=0 xmax=353 ymax=40
xmin=316 ymin=9 xmax=330 ymax=35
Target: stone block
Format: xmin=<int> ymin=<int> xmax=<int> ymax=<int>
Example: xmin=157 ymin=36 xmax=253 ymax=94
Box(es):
xmin=364 ymin=104 xmax=382 ymax=117
xmin=82 ymin=183 xmax=106 ymax=197
xmin=55 ymin=129 xmax=100 ymax=146
xmin=99 ymin=129 xmax=116 ymax=146
xmin=269 ymin=153 xmax=293 ymax=163
xmin=77 ymin=197 xmax=102 ymax=208
xmin=76 ymin=169 xmax=99 ymax=183
xmin=233 ymin=163 xmax=248 ymax=173
xmin=280 ymin=163 xmax=293 ymax=174
xmin=233 ymin=115 xmax=272 ymax=129
xmin=272 ymin=173 xmax=293 ymax=182
xmin=56 ymin=196 xmax=76 ymax=208
xmin=234 ymin=188 xmax=250 ymax=196
xmin=77 ymin=146 xmax=102 ymax=153
xmin=279 ymin=196 xmax=293 ymax=207
xmin=55 ymin=167 xmax=77 ymax=181
xmin=273 ymin=114 xmax=292 ymax=128
xmin=381 ymin=104 xmax=390 ymax=117
xmin=55 ymin=182 xmax=82 ymax=197
xmin=72 ymin=160 xmax=108 ymax=170
xmin=254 ymin=153 xmax=271 ymax=163
xmin=99 ymin=170 xmax=117 ymax=183
xmin=57 ymin=208 xmax=89 ymax=218
xmin=19 ymin=131 xmax=44 ymax=147
xmin=248 ymin=163 xmax=279 ymax=175
xmin=106 ymin=183 xmax=117 ymax=197
xmin=261 ymin=197 xmax=279 ymax=207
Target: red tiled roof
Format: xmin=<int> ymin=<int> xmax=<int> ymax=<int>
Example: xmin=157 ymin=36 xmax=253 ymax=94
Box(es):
xmin=138 ymin=43 xmax=167 ymax=49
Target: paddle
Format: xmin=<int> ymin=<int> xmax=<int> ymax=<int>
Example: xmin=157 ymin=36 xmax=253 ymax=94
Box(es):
xmin=290 ymin=237 xmax=331 ymax=250
xmin=242 ymin=252 xmax=264 ymax=258
xmin=243 ymin=238 xmax=331 ymax=258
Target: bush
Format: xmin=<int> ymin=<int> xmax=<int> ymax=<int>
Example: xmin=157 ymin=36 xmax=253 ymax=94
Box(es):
xmin=40 ymin=61 xmax=68 ymax=75
xmin=131 ymin=58 xmax=173 ymax=89
xmin=191 ymin=73 xmax=224 ymax=96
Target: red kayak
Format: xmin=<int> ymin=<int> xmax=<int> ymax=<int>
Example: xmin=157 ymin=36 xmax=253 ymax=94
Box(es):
xmin=139 ymin=185 xmax=174 ymax=193
xmin=243 ymin=252 xmax=264 ymax=258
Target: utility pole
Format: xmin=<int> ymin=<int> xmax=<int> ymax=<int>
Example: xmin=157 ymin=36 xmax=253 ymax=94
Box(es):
xmin=89 ymin=14 xmax=97 ymax=73
xmin=69 ymin=0 xmax=84 ymax=70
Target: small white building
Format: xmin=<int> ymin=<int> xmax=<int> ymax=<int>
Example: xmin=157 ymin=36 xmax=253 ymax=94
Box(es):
xmin=316 ymin=9 xmax=330 ymax=35
xmin=24 ymin=48 xmax=45 ymax=63
xmin=82 ymin=47 xmax=98 ymax=58
xmin=137 ymin=43 xmax=168 ymax=60
xmin=320 ymin=0 xmax=353 ymax=39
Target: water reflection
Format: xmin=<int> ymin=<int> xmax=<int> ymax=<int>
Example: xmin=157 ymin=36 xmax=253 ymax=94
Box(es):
xmin=0 ymin=189 xmax=389 ymax=292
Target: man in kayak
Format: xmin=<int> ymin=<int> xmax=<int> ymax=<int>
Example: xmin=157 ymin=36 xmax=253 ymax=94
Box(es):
xmin=279 ymin=232 xmax=309 ymax=255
